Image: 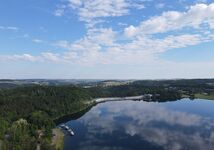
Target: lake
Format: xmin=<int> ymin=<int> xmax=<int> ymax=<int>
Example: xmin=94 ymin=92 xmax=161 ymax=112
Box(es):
xmin=60 ymin=99 xmax=214 ymax=150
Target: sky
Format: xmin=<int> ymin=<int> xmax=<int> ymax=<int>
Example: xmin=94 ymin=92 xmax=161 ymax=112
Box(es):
xmin=0 ymin=0 xmax=214 ymax=79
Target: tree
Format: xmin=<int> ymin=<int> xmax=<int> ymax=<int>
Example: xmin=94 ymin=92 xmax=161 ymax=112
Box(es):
xmin=0 ymin=118 xmax=8 ymax=139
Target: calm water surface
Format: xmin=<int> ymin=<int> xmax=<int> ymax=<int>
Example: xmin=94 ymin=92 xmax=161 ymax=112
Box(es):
xmin=60 ymin=99 xmax=214 ymax=150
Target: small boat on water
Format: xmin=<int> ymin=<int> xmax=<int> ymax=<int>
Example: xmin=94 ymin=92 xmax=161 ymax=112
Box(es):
xmin=60 ymin=124 xmax=69 ymax=130
xmin=68 ymin=129 xmax=75 ymax=136
xmin=65 ymin=125 xmax=69 ymax=130
xmin=60 ymin=124 xmax=65 ymax=128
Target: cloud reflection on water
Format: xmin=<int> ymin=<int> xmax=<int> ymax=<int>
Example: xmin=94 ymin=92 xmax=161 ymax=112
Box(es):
xmin=69 ymin=100 xmax=214 ymax=150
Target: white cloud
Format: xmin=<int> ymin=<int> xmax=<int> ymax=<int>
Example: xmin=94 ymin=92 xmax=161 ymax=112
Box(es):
xmin=0 ymin=53 xmax=62 ymax=63
xmin=54 ymin=41 xmax=66 ymax=48
xmin=0 ymin=26 xmax=19 ymax=31
xmin=1 ymin=29 xmax=213 ymax=65
xmin=41 ymin=52 xmax=60 ymax=62
xmin=54 ymin=5 xmax=67 ymax=16
xmin=2 ymin=3 xmax=214 ymax=67
xmin=55 ymin=0 xmax=146 ymax=27
xmin=55 ymin=28 xmax=117 ymax=64
xmin=54 ymin=9 xmax=64 ymax=17
xmin=55 ymin=0 xmax=129 ymax=22
xmin=124 ymin=25 xmax=138 ymax=37
xmin=125 ymin=3 xmax=214 ymax=36
xmin=51 ymin=29 xmax=212 ymax=65
xmin=32 ymin=39 xmax=44 ymax=43
xmin=131 ymin=3 xmax=145 ymax=10
xmin=0 ymin=54 xmax=40 ymax=62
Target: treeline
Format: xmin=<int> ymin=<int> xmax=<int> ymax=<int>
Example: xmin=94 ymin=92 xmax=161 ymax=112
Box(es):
xmin=133 ymin=79 xmax=214 ymax=93
xmin=88 ymin=84 xmax=181 ymax=101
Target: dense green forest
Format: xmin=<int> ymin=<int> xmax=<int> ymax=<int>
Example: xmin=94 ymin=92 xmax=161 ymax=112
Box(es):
xmin=0 ymin=86 xmax=92 ymax=150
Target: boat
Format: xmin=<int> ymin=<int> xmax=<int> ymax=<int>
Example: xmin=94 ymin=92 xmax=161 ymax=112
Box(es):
xmin=65 ymin=125 xmax=69 ymax=130
xmin=60 ymin=124 xmax=65 ymax=128
xmin=68 ymin=129 xmax=75 ymax=136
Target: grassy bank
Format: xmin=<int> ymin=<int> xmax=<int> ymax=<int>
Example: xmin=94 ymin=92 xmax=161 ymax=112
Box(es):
xmin=195 ymin=93 xmax=214 ymax=100
xmin=0 ymin=140 xmax=2 ymax=150
xmin=52 ymin=129 xmax=64 ymax=150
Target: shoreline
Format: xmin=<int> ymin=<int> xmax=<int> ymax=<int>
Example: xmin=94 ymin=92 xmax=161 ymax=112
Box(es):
xmin=54 ymin=95 xmax=146 ymax=124
xmin=52 ymin=101 xmax=96 ymax=149
xmin=54 ymin=104 xmax=95 ymax=125
xmin=54 ymin=101 xmax=96 ymax=124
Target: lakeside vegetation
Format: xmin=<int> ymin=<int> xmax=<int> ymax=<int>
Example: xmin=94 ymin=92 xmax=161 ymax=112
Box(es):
xmin=0 ymin=79 xmax=213 ymax=149
xmin=195 ymin=93 xmax=214 ymax=100
xmin=52 ymin=129 xmax=64 ymax=150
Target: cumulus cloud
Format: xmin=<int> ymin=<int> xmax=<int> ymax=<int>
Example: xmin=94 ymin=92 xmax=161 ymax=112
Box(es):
xmin=54 ymin=0 xmax=146 ymax=27
xmin=52 ymin=30 xmax=212 ymax=65
xmin=131 ymin=3 xmax=145 ymax=10
xmin=52 ymin=3 xmax=214 ymax=66
xmin=124 ymin=25 xmax=138 ymax=37
xmin=125 ymin=3 xmax=214 ymax=36
xmin=55 ymin=0 xmax=129 ymax=22
xmin=1 ymin=3 xmax=214 ymax=67
xmin=1 ymin=29 xmax=213 ymax=65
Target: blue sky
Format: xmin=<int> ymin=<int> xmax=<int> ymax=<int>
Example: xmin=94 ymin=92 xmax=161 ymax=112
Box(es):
xmin=0 ymin=0 xmax=214 ymax=79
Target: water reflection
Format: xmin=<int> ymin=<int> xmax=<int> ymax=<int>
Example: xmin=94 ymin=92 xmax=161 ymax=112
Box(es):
xmin=63 ymin=99 xmax=214 ymax=150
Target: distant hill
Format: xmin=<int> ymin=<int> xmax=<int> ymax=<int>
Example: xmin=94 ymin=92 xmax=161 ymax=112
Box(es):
xmin=0 ymin=79 xmax=102 ymax=89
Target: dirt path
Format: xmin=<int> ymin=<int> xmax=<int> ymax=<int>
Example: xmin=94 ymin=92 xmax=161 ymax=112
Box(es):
xmin=36 ymin=143 xmax=40 ymax=150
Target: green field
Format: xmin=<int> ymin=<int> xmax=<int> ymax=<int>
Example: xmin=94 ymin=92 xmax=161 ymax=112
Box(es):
xmin=195 ymin=93 xmax=214 ymax=100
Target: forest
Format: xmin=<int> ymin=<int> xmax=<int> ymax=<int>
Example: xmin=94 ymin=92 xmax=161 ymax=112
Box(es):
xmin=0 ymin=86 xmax=92 ymax=149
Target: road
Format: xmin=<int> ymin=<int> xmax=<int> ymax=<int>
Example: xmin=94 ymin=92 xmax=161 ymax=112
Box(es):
xmin=94 ymin=95 xmax=144 ymax=103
